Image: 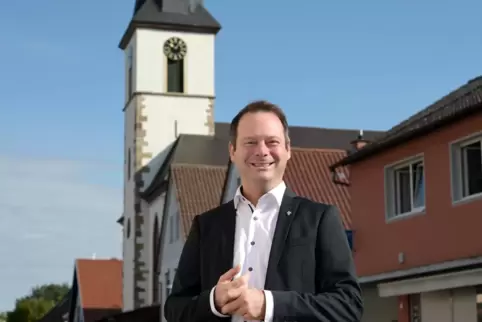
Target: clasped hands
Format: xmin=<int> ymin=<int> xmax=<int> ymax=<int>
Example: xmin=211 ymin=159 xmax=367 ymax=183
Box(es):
xmin=214 ymin=265 xmax=266 ymax=320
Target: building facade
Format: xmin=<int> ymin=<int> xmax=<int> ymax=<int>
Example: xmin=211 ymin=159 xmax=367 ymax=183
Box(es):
xmin=332 ymin=77 xmax=482 ymax=322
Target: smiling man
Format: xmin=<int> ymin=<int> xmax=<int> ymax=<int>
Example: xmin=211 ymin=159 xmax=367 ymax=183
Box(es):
xmin=164 ymin=100 xmax=363 ymax=322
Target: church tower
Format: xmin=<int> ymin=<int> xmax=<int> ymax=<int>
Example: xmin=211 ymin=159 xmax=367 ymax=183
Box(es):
xmin=119 ymin=0 xmax=221 ymax=310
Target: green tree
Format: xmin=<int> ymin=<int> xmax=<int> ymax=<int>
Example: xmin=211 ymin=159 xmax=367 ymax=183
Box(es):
xmin=28 ymin=283 xmax=69 ymax=303
xmin=0 ymin=312 xmax=7 ymax=322
xmin=6 ymin=283 xmax=69 ymax=322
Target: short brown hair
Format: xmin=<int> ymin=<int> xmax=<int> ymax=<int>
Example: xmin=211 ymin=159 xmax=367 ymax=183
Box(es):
xmin=229 ymin=100 xmax=290 ymax=148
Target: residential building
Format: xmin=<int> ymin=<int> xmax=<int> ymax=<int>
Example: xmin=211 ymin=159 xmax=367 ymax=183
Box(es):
xmin=67 ymin=259 xmax=123 ymax=322
xmin=331 ymin=76 xmax=482 ymax=322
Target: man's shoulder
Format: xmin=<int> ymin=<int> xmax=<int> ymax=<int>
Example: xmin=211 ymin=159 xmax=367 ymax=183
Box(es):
xmin=294 ymin=196 xmax=336 ymax=213
xmin=196 ymin=200 xmax=234 ymax=222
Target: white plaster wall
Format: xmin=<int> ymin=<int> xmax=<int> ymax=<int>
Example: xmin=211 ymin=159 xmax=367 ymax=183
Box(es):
xmin=421 ymin=287 xmax=477 ymax=322
xmin=136 ymin=199 xmax=151 ymax=306
xmin=131 ymin=29 xmax=217 ymax=191
xmin=135 ymin=29 xmax=215 ymax=173
xmin=361 ymin=285 xmax=398 ymax=322
xmin=144 ymin=193 xmax=166 ymax=305
xmin=124 ymin=33 xmax=137 ymax=104
xmin=160 ymin=181 xmax=185 ymax=322
xmin=135 ymin=29 xmax=215 ymax=96
xmin=122 ymin=96 xmax=136 ymax=311
xmin=141 ymin=94 xmax=212 ymax=165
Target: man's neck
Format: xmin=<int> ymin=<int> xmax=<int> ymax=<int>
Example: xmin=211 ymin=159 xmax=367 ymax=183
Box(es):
xmin=241 ymin=180 xmax=283 ymax=206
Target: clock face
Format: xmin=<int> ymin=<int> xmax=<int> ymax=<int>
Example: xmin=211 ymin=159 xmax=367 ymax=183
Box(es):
xmin=163 ymin=37 xmax=187 ymax=61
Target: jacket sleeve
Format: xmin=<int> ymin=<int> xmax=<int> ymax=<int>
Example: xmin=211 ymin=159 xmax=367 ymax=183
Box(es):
xmin=270 ymin=204 xmax=363 ymax=322
xmin=164 ymin=216 xmax=224 ymax=322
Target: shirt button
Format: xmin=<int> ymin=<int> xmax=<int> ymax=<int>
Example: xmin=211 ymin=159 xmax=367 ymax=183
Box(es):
xmin=253 ymin=216 xmax=258 ymax=220
xmin=251 ymin=241 xmax=255 ymax=245
xmin=248 ymin=267 xmax=253 ymax=271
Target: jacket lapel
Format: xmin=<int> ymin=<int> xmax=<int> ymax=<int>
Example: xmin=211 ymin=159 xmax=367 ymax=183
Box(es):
xmin=264 ymin=188 xmax=300 ymax=287
xmin=218 ymin=201 xmax=237 ymax=275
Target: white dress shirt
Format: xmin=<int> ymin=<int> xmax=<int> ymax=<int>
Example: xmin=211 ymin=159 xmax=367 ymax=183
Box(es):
xmin=209 ymin=181 xmax=286 ymax=322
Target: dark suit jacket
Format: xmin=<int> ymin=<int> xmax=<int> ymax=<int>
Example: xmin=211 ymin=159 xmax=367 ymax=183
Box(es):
xmin=164 ymin=189 xmax=363 ymax=322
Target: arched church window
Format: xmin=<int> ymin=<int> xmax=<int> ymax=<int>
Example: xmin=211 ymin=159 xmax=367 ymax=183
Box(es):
xmin=127 ymin=47 xmax=133 ymax=98
xmin=152 ymin=215 xmax=160 ymax=303
xmin=126 ymin=218 xmax=131 ymax=238
xmin=127 ymin=148 xmax=131 ymax=180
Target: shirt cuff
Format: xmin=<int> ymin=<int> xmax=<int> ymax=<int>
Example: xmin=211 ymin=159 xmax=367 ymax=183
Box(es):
xmin=209 ymin=286 xmax=230 ymax=318
xmin=263 ymin=290 xmax=274 ymax=322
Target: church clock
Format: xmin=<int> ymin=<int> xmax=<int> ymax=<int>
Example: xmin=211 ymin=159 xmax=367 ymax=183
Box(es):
xmin=163 ymin=37 xmax=187 ymax=61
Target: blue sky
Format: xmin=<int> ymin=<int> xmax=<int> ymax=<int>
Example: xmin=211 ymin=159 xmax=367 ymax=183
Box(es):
xmin=0 ymin=0 xmax=481 ymax=311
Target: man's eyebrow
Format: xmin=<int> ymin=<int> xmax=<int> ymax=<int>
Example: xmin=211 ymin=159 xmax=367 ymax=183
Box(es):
xmin=242 ymin=135 xmax=281 ymax=141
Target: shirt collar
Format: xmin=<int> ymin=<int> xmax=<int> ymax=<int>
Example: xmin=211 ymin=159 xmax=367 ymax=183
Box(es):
xmin=233 ymin=181 xmax=286 ymax=209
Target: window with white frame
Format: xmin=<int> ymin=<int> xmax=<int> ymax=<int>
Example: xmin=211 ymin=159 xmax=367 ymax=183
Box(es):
xmin=385 ymin=157 xmax=425 ymax=218
xmin=451 ymin=134 xmax=482 ymax=202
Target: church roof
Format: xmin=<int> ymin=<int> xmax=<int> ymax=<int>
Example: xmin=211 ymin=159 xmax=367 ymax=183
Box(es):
xmin=119 ymin=0 xmax=221 ymax=49
xmin=171 ymin=164 xmax=227 ymax=239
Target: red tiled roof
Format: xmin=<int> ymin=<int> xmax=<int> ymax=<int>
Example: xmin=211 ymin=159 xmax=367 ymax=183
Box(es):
xmin=285 ymin=148 xmax=351 ymax=229
xmin=171 ymin=164 xmax=227 ymax=239
xmin=171 ymin=148 xmax=351 ymax=238
xmin=75 ymin=258 xmax=123 ymax=310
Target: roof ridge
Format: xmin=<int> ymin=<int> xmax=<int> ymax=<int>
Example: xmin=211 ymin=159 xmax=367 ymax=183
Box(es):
xmin=291 ymin=147 xmax=347 ymax=153
xmin=387 ymin=77 xmax=482 ymax=135
xmin=76 ymin=258 xmax=122 ymax=262
xmin=172 ymin=163 xmax=227 ymax=169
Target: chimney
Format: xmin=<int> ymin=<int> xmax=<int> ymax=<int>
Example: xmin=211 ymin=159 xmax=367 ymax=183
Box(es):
xmin=350 ymin=129 xmax=370 ymax=151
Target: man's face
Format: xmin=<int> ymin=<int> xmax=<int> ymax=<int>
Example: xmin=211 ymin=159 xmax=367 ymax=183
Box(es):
xmin=229 ymin=111 xmax=291 ymax=186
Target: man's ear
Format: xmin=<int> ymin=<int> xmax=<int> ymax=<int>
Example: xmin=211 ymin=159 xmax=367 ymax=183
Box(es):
xmin=229 ymin=141 xmax=235 ymax=162
xmin=286 ymin=141 xmax=291 ymax=160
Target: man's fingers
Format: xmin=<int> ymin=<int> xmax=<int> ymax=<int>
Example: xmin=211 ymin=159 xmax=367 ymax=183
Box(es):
xmin=219 ymin=264 xmax=241 ymax=282
xmin=226 ymin=286 xmax=244 ymax=299
xmin=221 ymin=296 xmax=242 ymax=315
xmin=231 ymin=272 xmax=250 ymax=288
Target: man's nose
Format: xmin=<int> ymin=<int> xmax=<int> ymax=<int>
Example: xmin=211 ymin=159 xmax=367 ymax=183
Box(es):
xmin=254 ymin=141 xmax=269 ymax=156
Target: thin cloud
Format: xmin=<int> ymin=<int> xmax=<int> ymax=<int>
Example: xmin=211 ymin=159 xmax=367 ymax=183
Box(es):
xmin=0 ymin=155 xmax=122 ymax=311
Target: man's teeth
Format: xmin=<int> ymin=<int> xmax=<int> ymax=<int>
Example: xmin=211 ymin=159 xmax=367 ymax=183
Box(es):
xmin=252 ymin=163 xmax=272 ymax=167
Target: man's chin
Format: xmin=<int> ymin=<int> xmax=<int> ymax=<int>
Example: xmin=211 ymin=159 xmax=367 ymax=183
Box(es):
xmin=250 ymin=171 xmax=274 ymax=182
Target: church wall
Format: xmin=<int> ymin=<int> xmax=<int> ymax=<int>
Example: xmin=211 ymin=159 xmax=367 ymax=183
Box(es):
xmin=144 ymin=193 xmax=165 ymax=305
xmin=122 ymin=88 xmax=136 ymax=311
xmin=142 ymin=94 xmax=214 ymax=159
xmin=135 ymin=29 xmax=215 ymax=96
xmin=160 ymin=181 xmax=185 ymax=322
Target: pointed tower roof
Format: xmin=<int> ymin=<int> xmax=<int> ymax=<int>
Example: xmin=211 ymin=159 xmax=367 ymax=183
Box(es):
xmin=119 ymin=0 xmax=221 ymax=49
